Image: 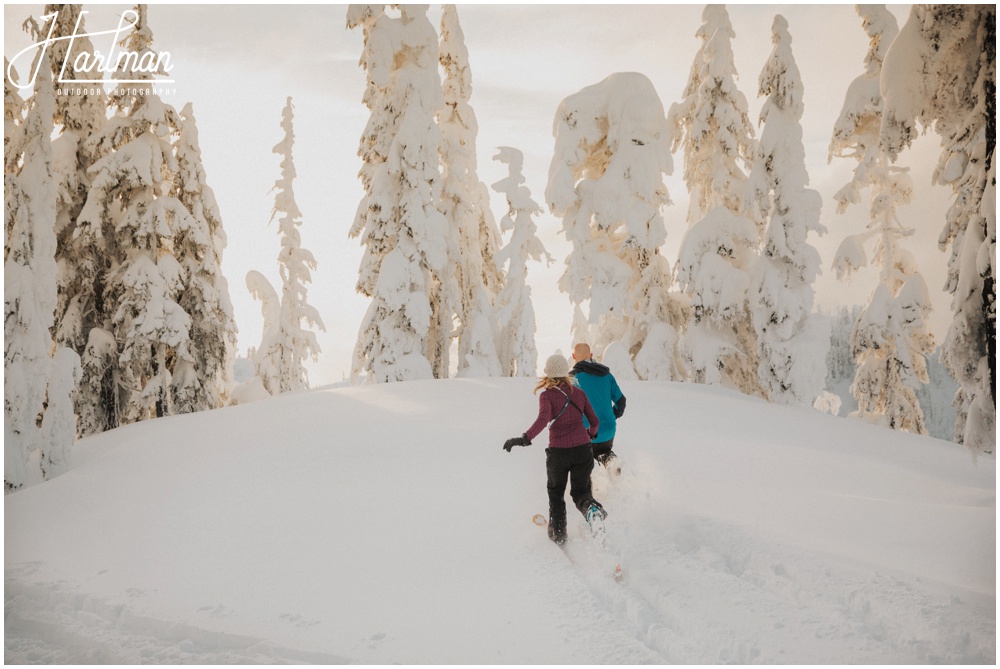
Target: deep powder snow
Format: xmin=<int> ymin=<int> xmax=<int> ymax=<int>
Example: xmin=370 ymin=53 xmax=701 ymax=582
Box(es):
xmin=4 ymin=378 xmax=995 ymax=663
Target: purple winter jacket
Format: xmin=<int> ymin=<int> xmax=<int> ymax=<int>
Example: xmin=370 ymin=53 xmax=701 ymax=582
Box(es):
xmin=524 ymin=382 xmax=599 ymax=449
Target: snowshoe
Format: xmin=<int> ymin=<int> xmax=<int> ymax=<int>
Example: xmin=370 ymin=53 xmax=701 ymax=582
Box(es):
xmin=600 ymin=451 xmax=622 ymax=477
xmin=585 ymin=502 xmax=607 ymax=540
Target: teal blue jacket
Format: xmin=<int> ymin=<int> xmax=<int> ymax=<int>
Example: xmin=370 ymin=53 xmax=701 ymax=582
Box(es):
xmin=570 ymin=360 xmax=625 ymax=443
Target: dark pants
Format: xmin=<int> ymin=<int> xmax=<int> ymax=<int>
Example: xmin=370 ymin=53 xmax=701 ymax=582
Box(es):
xmin=592 ymin=438 xmax=616 ymax=465
xmin=545 ymin=443 xmax=597 ymax=530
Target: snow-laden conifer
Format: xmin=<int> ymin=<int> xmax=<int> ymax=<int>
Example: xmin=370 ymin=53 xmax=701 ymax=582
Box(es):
xmin=40 ymin=347 xmax=81 ymax=481
xmin=492 ymin=147 xmax=551 ymax=377
xmin=266 ymin=97 xmax=324 ymax=393
xmin=4 ymin=57 xmax=26 ymax=257
xmin=4 ymin=53 xmax=62 ymax=490
xmin=245 ymin=270 xmax=283 ymax=395
xmin=546 ymin=72 xmax=680 ymax=378
xmin=171 ymin=103 xmax=238 ymax=411
xmin=439 ymin=5 xmax=503 ymax=377
xmin=878 ymin=5 xmax=995 ymax=451
xmin=670 ymin=5 xmax=763 ymax=395
xmin=76 ymin=5 xmax=191 ymax=429
xmin=748 ymin=16 xmax=828 ymax=406
xmin=347 ymin=5 xmax=450 ymax=383
xmin=45 ymin=5 xmax=109 ymax=356
xmin=829 ymin=5 xmax=935 ymax=434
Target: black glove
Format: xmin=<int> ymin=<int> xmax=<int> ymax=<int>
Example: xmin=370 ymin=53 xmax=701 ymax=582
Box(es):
xmin=503 ymin=434 xmax=531 ymax=452
xmin=613 ymin=396 xmax=626 ymax=418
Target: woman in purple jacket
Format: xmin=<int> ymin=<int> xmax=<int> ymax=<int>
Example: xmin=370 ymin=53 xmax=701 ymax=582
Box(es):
xmin=504 ymin=353 xmax=607 ymax=545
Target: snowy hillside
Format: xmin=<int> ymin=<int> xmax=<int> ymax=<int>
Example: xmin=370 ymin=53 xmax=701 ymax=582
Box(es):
xmin=5 ymin=379 xmax=995 ymax=663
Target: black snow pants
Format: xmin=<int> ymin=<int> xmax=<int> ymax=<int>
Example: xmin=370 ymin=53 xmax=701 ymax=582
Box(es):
xmin=545 ymin=443 xmax=598 ymax=531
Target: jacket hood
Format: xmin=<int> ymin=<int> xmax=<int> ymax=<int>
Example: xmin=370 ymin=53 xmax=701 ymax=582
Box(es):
xmin=571 ymin=359 xmax=610 ymax=377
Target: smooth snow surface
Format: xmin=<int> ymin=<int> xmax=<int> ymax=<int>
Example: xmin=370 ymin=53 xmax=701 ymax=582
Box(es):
xmin=5 ymin=379 xmax=995 ymax=663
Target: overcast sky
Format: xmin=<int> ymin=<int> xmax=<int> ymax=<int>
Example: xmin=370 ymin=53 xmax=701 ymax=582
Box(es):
xmin=5 ymin=3 xmax=952 ymax=386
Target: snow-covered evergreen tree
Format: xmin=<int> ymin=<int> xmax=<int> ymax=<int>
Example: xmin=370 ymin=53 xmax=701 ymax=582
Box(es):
xmin=347 ymin=4 xmax=450 ymax=383
xmin=747 ymin=16 xmax=827 ymax=406
xmin=670 ymin=5 xmax=763 ymax=395
xmin=4 ymin=57 xmax=26 ymax=258
xmin=4 ymin=53 xmax=62 ymax=490
xmin=40 ymin=347 xmax=81 ymax=481
xmin=824 ymin=305 xmax=863 ymax=390
xmin=546 ymin=72 xmax=680 ymax=379
xmin=439 ymin=4 xmax=503 ymax=377
xmin=266 ymin=97 xmax=324 ymax=393
xmin=492 ymin=147 xmax=551 ymax=377
xmin=172 ymin=102 xmax=238 ymax=410
xmin=76 ymin=5 xmax=192 ymax=429
xmin=245 ymin=269 xmax=283 ymax=395
xmin=829 ymin=5 xmax=935 ymax=434
xmin=878 ymin=5 xmax=995 ymax=452
xmin=45 ymin=5 xmax=110 ymax=358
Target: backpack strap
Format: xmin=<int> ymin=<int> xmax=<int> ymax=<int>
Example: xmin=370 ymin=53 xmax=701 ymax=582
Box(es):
xmin=551 ymin=386 xmax=585 ymax=423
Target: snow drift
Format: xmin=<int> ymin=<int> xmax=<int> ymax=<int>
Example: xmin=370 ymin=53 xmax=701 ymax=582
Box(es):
xmin=5 ymin=378 xmax=995 ymax=663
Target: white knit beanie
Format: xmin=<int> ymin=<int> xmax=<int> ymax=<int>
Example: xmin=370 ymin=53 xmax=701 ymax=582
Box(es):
xmin=543 ymin=352 xmax=570 ymax=378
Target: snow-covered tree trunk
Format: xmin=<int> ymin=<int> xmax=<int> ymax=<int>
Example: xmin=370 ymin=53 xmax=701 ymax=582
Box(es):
xmin=546 ymin=72 xmax=680 ymax=379
xmin=4 ymin=52 xmax=58 ymax=491
xmin=492 ymin=147 xmax=551 ymax=377
xmin=829 ymin=5 xmax=937 ymax=435
xmin=748 ymin=16 xmax=828 ymax=407
xmin=879 ymin=5 xmax=996 ymax=452
xmin=669 ymin=5 xmax=763 ymax=395
xmin=439 ymin=4 xmax=503 ymax=378
xmin=348 ymin=4 xmax=450 ymax=384
xmin=269 ymin=97 xmax=324 ymax=393
xmin=172 ymin=103 xmax=238 ymax=411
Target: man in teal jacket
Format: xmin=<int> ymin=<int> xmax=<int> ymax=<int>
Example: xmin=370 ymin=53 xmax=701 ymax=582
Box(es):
xmin=570 ymin=343 xmax=626 ymax=473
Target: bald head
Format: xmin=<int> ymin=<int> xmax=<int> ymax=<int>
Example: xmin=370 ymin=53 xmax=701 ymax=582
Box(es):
xmin=572 ymin=343 xmax=592 ymax=361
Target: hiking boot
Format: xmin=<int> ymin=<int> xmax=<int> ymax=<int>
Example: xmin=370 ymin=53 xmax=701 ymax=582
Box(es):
xmin=548 ymin=517 xmax=567 ymax=545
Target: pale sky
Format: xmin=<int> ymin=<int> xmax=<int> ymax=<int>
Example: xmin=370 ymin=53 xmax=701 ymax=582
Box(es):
xmin=4 ymin=3 xmax=952 ymax=387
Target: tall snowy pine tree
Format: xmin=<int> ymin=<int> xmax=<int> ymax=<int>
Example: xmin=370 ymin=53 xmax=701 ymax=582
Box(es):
xmin=347 ymin=4 xmax=451 ymax=383
xmin=172 ymin=103 xmax=238 ymax=410
xmin=438 ymin=4 xmax=504 ymax=377
xmin=265 ymin=97 xmax=324 ymax=394
xmin=748 ymin=16 xmax=828 ymax=407
xmin=878 ymin=5 xmax=996 ymax=451
xmin=830 ymin=5 xmax=936 ymax=434
xmin=44 ymin=4 xmax=109 ymax=356
xmin=77 ymin=5 xmax=193 ymax=428
xmin=670 ymin=5 xmax=763 ymax=395
xmin=4 ymin=50 xmax=79 ymax=490
xmin=546 ymin=72 xmax=680 ymax=378
xmin=492 ymin=147 xmax=551 ymax=377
